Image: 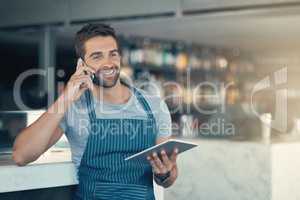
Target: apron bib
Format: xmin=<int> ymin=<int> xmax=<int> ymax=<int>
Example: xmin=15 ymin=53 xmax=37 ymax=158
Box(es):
xmin=74 ymin=87 xmax=157 ymax=200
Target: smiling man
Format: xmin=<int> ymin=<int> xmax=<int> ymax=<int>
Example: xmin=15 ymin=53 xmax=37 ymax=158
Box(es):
xmin=13 ymin=23 xmax=178 ymax=200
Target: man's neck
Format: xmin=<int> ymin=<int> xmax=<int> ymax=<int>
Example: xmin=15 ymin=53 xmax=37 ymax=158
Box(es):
xmin=91 ymin=80 xmax=131 ymax=104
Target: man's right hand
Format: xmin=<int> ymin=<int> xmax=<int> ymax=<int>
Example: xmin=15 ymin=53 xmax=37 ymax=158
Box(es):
xmin=63 ymin=59 xmax=95 ymax=103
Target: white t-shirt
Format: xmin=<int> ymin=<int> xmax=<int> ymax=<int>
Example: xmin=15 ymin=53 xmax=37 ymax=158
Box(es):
xmin=59 ymin=89 xmax=172 ymax=169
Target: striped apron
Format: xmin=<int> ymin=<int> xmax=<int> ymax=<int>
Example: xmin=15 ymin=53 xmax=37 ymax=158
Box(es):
xmin=73 ymin=87 xmax=157 ymax=200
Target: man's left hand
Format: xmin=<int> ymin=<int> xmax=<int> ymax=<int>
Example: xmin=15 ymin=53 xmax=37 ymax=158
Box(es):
xmin=147 ymin=148 xmax=178 ymax=187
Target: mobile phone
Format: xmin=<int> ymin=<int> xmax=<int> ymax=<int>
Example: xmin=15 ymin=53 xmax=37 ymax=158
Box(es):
xmin=79 ymin=58 xmax=102 ymax=86
xmin=90 ymin=73 xmax=101 ymax=85
xmin=83 ymin=68 xmax=100 ymax=86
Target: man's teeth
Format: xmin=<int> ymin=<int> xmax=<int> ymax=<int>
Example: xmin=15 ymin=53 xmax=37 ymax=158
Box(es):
xmin=101 ymin=69 xmax=115 ymax=75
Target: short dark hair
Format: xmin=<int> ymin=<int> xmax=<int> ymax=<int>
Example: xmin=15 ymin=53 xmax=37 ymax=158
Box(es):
xmin=74 ymin=23 xmax=120 ymax=59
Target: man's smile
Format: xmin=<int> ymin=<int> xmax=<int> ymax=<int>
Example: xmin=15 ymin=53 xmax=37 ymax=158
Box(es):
xmin=98 ymin=67 xmax=119 ymax=78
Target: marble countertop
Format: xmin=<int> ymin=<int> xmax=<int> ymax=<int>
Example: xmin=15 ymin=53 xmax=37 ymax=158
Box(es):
xmin=0 ymin=148 xmax=78 ymax=193
xmin=0 ymin=148 xmax=71 ymax=166
xmin=0 ymin=149 xmax=164 ymax=200
xmin=165 ymin=136 xmax=300 ymax=200
xmin=177 ymin=135 xmax=300 ymax=145
xmin=1 ymin=136 xmax=299 ymax=194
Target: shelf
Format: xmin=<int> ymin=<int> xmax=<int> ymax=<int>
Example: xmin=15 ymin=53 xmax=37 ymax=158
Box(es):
xmin=131 ymin=63 xmax=238 ymax=75
xmin=131 ymin=64 xmax=176 ymax=73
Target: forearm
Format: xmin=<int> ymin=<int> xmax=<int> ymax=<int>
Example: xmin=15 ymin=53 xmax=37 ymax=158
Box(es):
xmin=12 ymin=94 xmax=71 ymax=165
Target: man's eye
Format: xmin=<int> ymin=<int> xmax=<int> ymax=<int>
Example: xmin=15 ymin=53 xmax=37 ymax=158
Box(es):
xmin=92 ymin=55 xmax=102 ymax=60
xmin=111 ymin=52 xmax=119 ymax=57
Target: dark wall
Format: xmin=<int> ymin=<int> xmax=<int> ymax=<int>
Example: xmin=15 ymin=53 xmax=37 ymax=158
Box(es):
xmin=0 ymin=185 xmax=76 ymax=200
xmin=0 ymin=37 xmax=77 ymax=110
xmin=0 ymin=41 xmax=39 ymax=110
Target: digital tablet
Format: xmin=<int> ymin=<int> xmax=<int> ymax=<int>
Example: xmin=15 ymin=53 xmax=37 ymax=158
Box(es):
xmin=124 ymin=139 xmax=198 ymax=163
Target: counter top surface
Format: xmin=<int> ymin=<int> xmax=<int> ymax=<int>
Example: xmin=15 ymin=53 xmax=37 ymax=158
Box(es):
xmin=0 ymin=148 xmax=72 ymax=166
xmin=1 ymin=137 xmax=300 ymax=193
xmin=177 ymin=135 xmax=300 ymax=145
xmin=165 ymin=136 xmax=300 ymax=200
xmin=0 ymin=148 xmax=164 ymax=199
xmin=0 ymin=148 xmax=78 ymax=193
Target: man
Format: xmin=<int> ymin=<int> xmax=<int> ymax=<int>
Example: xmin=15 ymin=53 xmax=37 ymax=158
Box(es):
xmin=13 ymin=23 xmax=178 ymax=200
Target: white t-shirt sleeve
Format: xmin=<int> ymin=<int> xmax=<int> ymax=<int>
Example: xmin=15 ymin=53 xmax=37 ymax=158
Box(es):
xmin=59 ymin=114 xmax=68 ymax=133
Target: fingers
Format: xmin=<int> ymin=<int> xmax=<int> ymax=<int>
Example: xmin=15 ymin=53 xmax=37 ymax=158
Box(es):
xmin=70 ymin=74 xmax=90 ymax=81
xmin=74 ymin=59 xmax=96 ymax=76
xmin=76 ymin=76 xmax=93 ymax=89
xmin=153 ymin=152 xmax=168 ymax=174
xmin=148 ymin=152 xmax=167 ymax=174
xmin=76 ymin=58 xmax=83 ymax=70
xmin=63 ymin=60 xmax=95 ymax=102
xmin=70 ymin=75 xmax=93 ymax=91
xmin=170 ymin=148 xmax=178 ymax=163
xmin=75 ymin=65 xmax=95 ymax=76
xmin=147 ymin=149 xmax=178 ymax=175
xmin=147 ymin=156 xmax=161 ymax=174
xmin=161 ymin=150 xmax=173 ymax=171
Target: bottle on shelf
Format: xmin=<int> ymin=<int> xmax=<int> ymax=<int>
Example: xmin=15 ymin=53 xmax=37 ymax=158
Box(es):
xmin=175 ymin=43 xmax=188 ymax=72
xmin=129 ymin=39 xmax=144 ymax=65
xmin=188 ymin=47 xmax=202 ymax=70
xmin=162 ymin=43 xmax=175 ymax=67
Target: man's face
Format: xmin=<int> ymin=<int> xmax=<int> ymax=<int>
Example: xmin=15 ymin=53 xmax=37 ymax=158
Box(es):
xmin=83 ymin=36 xmax=121 ymax=88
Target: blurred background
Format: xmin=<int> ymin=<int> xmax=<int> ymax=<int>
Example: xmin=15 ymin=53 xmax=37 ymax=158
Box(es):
xmin=1 ymin=1 xmax=300 ymax=200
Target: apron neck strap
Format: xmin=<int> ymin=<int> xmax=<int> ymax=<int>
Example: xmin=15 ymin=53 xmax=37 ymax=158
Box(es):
xmin=132 ymin=88 xmax=155 ymax=121
xmin=84 ymin=86 xmax=156 ymax=122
